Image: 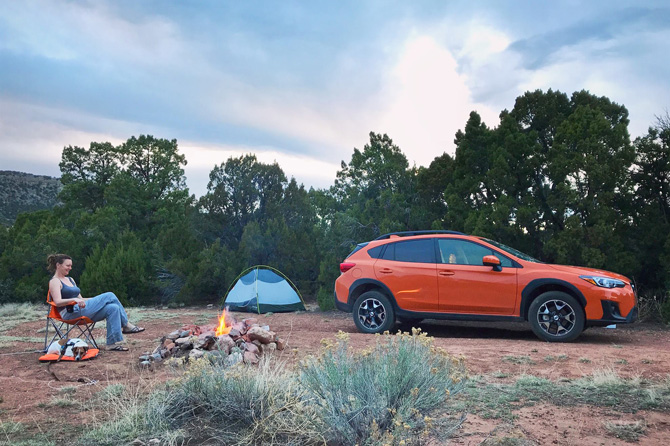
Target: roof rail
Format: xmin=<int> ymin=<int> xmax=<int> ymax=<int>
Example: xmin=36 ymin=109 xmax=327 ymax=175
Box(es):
xmin=373 ymin=230 xmax=465 ymax=241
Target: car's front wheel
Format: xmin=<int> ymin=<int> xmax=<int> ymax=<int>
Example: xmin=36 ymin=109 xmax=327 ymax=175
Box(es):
xmin=529 ymin=291 xmax=585 ymax=342
xmin=353 ymin=291 xmax=395 ymax=334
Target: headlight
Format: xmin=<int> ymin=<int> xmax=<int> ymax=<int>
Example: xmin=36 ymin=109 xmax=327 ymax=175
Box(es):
xmin=580 ymin=275 xmax=625 ymax=288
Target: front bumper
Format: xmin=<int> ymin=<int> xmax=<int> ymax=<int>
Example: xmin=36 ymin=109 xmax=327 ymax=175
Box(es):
xmin=586 ymin=300 xmax=638 ymax=327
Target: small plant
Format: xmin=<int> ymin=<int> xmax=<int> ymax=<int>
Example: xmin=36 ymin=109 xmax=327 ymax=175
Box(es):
xmin=578 ymin=357 xmax=592 ymax=363
xmin=502 ymin=355 xmax=535 ymax=365
xmin=641 ymin=359 xmax=653 ymax=364
xmin=603 ymin=420 xmax=646 ymax=442
xmin=58 ymin=386 xmax=77 ymax=395
xmin=615 ymin=359 xmax=629 ymax=365
xmin=97 ymin=384 xmax=126 ymax=401
xmin=38 ymin=397 xmax=79 ymax=409
xmin=611 ymin=344 xmax=623 ymax=349
xmin=300 ymin=329 xmax=468 ymax=445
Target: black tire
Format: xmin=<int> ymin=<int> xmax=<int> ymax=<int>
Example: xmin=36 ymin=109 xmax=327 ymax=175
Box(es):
xmin=353 ymin=291 xmax=396 ymax=334
xmin=529 ymin=291 xmax=585 ymax=342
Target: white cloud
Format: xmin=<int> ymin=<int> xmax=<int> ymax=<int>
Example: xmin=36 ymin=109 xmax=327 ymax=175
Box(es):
xmin=375 ymin=32 xmax=502 ymax=166
xmin=518 ymin=28 xmax=670 ymax=139
xmin=0 ymin=99 xmax=128 ymax=176
xmin=0 ymin=1 xmax=188 ymax=69
xmin=179 ymin=141 xmax=339 ymax=197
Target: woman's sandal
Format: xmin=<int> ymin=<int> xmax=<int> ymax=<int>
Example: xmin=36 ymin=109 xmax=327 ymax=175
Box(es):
xmin=122 ymin=325 xmax=145 ymax=334
xmin=106 ymin=345 xmax=129 ymax=352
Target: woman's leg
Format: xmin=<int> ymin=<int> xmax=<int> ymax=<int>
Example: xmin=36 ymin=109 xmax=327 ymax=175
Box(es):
xmin=78 ymin=292 xmax=128 ymax=345
xmin=81 ymin=292 xmax=129 ymax=328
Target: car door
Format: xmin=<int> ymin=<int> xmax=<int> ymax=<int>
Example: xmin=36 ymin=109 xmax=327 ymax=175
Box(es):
xmin=436 ymin=238 xmax=518 ymax=315
xmin=373 ymin=238 xmax=439 ymax=312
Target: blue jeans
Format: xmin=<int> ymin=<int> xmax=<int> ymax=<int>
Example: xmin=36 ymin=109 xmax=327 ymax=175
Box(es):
xmin=62 ymin=292 xmax=128 ymax=345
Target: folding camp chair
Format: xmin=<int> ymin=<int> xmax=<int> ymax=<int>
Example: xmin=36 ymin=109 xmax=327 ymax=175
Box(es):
xmin=44 ymin=291 xmax=98 ymax=352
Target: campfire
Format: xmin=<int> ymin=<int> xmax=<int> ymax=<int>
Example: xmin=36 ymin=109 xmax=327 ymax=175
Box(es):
xmin=139 ymin=308 xmax=286 ymax=367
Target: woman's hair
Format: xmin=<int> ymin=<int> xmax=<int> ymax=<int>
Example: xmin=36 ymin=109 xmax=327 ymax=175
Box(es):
xmin=46 ymin=254 xmax=72 ymax=273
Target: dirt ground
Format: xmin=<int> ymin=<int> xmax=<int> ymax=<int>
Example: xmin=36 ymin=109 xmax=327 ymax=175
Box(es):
xmin=1 ymin=305 xmax=670 ymax=445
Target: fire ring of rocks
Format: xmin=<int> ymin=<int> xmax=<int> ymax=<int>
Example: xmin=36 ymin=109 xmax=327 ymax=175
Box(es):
xmin=139 ymin=312 xmax=286 ymax=368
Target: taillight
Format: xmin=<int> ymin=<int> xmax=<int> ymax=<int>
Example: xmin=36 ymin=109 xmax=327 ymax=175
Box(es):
xmin=340 ymin=262 xmax=356 ymax=273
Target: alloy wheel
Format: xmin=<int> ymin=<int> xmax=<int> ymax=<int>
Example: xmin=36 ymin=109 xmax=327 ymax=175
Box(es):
xmin=536 ymin=299 xmax=576 ymax=336
xmin=357 ymin=297 xmax=386 ymax=330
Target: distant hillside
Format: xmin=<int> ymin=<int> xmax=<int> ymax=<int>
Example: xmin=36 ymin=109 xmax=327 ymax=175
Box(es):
xmin=0 ymin=171 xmax=62 ymax=226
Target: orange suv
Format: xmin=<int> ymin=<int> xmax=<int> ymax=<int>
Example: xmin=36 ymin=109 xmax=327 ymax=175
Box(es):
xmin=334 ymin=231 xmax=637 ymax=342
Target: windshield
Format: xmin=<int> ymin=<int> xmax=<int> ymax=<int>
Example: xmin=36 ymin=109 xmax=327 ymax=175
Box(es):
xmin=481 ymin=238 xmax=542 ymax=263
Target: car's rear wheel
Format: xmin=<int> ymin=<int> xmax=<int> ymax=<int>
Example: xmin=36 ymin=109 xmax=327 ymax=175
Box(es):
xmin=529 ymin=291 xmax=585 ymax=342
xmin=353 ymin=291 xmax=395 ymax=334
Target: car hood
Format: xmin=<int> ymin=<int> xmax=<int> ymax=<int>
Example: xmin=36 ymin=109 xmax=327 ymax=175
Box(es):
xmin=545 ymin=264 xmax=631 ymax=283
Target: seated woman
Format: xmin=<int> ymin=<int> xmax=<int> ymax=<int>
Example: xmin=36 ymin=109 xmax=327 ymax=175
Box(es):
xmin=47 ymin=253 xmax=145 ymax=351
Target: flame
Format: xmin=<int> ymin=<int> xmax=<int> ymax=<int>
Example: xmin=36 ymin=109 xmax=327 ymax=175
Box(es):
xmin=215 ymin=308 xmax=232 ymax=336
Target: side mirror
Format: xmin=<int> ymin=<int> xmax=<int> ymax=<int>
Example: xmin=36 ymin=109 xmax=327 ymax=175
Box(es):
xmin=483 ymin=255 xmax=502 ymax=272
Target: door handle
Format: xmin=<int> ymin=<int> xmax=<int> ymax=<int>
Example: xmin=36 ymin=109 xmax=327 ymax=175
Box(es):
xmin=439 ymin=270 xmax=455 ymax=276
xmin=379 ymin=268 xmax=393 ymax=274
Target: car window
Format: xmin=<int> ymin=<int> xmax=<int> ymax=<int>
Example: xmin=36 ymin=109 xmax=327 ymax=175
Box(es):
xmin=437 ymin=239 xmax=513 ymax=267
xmin=388 ymin=239 xmax=436 ymax=263
xmin=367 ymin=245 xmax=384 ymax=259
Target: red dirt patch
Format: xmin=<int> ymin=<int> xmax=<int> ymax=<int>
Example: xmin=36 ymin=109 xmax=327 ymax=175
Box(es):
xmin=2 ymin=307 xmax=669 ymax=444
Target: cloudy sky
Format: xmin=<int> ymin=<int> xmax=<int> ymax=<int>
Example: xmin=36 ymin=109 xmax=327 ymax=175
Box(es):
xmin=1 ymin=1 xmax=669 ymax=197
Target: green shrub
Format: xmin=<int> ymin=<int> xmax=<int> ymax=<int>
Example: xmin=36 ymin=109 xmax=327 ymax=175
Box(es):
xmin=316 ymin=286 xmax=334 ymax=311
xmin=82 ymin=330 xmax=467 ymax=446
xmin=300 ymin=329 xmax=468 ymax=445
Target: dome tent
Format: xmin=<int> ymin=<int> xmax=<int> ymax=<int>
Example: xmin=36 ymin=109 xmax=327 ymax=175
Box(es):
xmin=223 ymin=265 xmax=306 ymax=313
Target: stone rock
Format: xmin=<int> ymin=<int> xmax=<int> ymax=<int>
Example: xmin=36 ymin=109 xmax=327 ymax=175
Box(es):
xmin=230 ymin=346 xmax=243 ymax=355
xmin=160 ymin=348 xmax=170 ymax=358
xmin=140 ymin=360 xmax=151 ymax=368
xmin=260 ymin=342 xmax=277 ymax=354
xmin=139 ymin=355 xmax=150 ymax=361
xmin=261 ymin=325 xmax=270 ymax=331
xmin=131 ymin=438 xmax=146 ymax=445
xmin=163 ymin=341 xmax=175 ymax=352
xmin=245 ymin=343 xmax=259 ymax=355
xmin=195 ymin=334 xmax=215 ymax=350
xmin=215 ymin=335 xmax=235 ymax=354
xmin=200 ymin=329 xmax=216 ymax=338
xmin=243 ymin=318 xmax=259 ymax=327
xmin=189 ymin=348 xmax=205 ymax=360
xmin=276 ymin=338 xmax=286 ymax=351
xmin=175 ymin=337 xmax=193 ymax=350
xmin=180 ymin=330 xmax=191 ymax=338
xmin=148 ymin=439 xmax=160 ymax=446
xmin=151 ymin=352 xmax=162 ymax=362
xmin=243 ymin=351 xmax=259 ymax=365
xmin=247 ymin=326 xmax=275 ymax=344
xmin=228 ymin=328 xmax=241 ymax=338
xmin=166 ymin=330 xmax=180 ymax=340
xmin=224 ymin=351 xmax=243 ymax=367
xmin=252 ymin=340 xmax=262 ymax=347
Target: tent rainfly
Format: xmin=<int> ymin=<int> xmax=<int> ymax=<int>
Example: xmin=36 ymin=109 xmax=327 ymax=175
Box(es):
xmin=223 ymin=266 xmax=306 ymax=313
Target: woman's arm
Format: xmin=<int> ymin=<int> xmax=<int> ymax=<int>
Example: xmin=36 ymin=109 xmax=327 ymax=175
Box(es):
xmin=49 ymin=278 xmax=86 ymax=307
